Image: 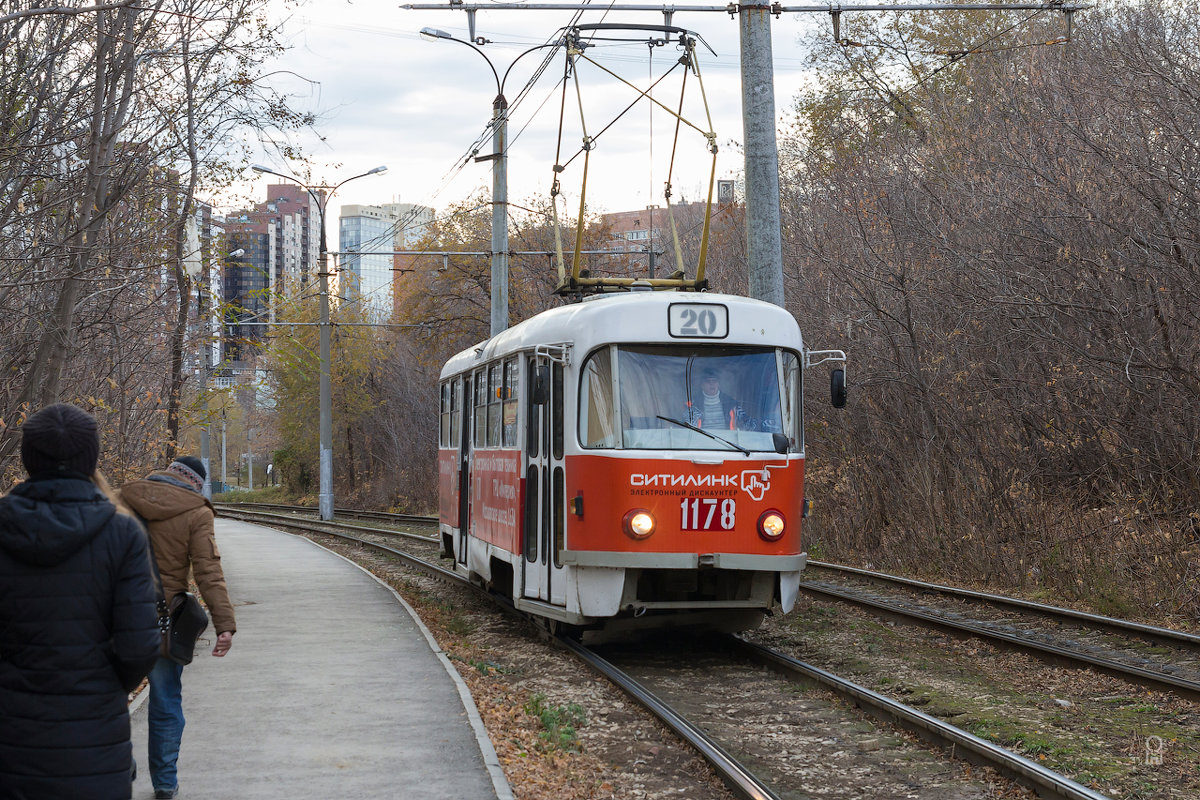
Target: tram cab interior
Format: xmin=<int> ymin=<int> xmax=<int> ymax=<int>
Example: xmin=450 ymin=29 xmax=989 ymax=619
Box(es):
xmin=581 ymin=345 xmax=801 ymax=455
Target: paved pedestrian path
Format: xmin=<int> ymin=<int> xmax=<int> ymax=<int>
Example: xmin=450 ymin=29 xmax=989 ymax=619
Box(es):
xmin=130 ymin=518 xmax=512 ymax=800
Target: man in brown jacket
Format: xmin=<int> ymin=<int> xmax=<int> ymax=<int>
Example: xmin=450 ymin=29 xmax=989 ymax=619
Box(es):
xmin=120 ymin=456 xmax=236 ymax=800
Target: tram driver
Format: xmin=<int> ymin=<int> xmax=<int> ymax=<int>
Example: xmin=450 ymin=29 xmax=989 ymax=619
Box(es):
xmin=688 ymin=368 xmax=752 ymax=430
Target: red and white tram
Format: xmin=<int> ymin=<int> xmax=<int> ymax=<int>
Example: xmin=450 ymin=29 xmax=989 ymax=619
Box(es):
xmin=437 ymin=289 xmax=845 ymax=635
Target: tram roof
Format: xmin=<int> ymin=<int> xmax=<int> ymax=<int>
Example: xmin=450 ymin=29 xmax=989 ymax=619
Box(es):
xmin=441 ymin=291 xmax=803 ymax=379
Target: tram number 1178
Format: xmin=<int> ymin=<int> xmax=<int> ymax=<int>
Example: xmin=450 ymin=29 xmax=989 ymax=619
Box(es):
xmin=681 ymin=498 xmax=736 ymax=531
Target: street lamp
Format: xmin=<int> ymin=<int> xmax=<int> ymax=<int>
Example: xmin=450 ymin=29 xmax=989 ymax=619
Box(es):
xmin=249 ymin=163 xmax=387 ymax=520
xmin=200 ymin=247 xmax=244 ymax=499
xmin=421 ymin=28 xmax=559 ymax=336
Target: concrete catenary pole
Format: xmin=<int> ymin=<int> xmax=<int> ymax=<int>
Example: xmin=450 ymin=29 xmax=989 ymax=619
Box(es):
xmin=739 ymin=3 xmax=785 ymax=307
xmin=491 ymin=93 xmax=509 ymax=335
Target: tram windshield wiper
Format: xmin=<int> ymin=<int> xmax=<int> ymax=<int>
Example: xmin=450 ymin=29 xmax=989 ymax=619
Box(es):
xmin=655 ymin=416 xmax=751 ymax=456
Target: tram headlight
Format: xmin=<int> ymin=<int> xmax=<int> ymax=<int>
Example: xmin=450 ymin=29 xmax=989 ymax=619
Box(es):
xmin=757 ymin=509 xmax=786 ymax=541
xmin=622 ymin=509 xmax=656 ymax=540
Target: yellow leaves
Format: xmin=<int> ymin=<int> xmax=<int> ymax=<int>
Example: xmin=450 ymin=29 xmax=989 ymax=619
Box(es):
xmin=84 ymin=395 xmax=114 ymax=414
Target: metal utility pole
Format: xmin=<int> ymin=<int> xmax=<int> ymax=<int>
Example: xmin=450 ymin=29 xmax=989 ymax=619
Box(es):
xmin=199 ymin=247 xmax=243 ymax=499
xmin=250 ymin=164 xmax=387 ymax=520
xmin=421 ymin=28 xmax=559 ymax=335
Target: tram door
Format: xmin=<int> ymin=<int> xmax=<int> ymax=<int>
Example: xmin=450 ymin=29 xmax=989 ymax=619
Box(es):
xmin=456 ymin=375 xmax=471 ymax=567
xmin=522 ymin=352 xmax=567 ymax=605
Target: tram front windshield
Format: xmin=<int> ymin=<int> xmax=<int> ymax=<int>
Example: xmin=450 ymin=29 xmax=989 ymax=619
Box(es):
xmin=580 ymin=345 xmax=801 ymax=452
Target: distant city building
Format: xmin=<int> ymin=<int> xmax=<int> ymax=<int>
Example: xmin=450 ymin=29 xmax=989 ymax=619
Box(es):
xmin=224 ymin=222 xmax=271 ymax=362
xmin=600 ymin=199 xmax=735 ymax=279
xmin=340 ymin=201 xmax=433 ymax=315
xmin=189 ymin=200 xmax=225 ymax=378
xmin=223 ymin=184 xmax=325 ymax=360
xmin=261 ymin=183 xmax=322 ymax=294
xmin=601 ymin=204 xmax=674 ymax=276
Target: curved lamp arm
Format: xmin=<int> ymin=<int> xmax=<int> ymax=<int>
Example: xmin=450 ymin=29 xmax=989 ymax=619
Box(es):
xmin=249 ymin=163 xmax=388 ymax=210
xmin=421 ymin=27 xmax=500 ymax=95
xmin=500 ymin=41 xmax=563 ymax=95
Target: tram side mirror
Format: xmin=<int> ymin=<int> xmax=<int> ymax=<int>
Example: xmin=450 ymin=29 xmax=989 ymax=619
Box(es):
xmin=532 ymin=365 xmax=550 ymax=406
xmin=831 ymin=368 xmax=847 ymax=409
xmin=772 ymin=433 xmax=790 ymax=455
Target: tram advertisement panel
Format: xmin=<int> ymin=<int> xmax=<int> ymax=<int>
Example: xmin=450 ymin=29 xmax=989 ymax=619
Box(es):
xmin=469 ymin=449 xmax=521 ymax=553
xmin=438 ymin=450 xmax=459 ymax=526
xmin=566 ymin=455 xmax=804 ymax=554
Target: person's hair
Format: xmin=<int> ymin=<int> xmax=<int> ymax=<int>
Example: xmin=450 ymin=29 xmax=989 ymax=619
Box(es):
xmin=91 ymin=469 xmax=134 ymax=516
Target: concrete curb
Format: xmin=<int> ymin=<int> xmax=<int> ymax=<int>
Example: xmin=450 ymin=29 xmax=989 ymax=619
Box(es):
xmin=302 ymin=535 xmax=516 ymax=800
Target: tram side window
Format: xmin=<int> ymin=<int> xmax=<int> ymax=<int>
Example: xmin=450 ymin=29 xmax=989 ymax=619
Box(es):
xmin=579 ymin=348 xmax=618 ymax=448
xmin=450 ymin=379 xmax=461 ymax=448
xmin=526 ymin=356 xmax=540 ymax=458
xmin=487 ymin=362 xmax=502 ymax=447
xmin=502 ymin=359 xmax=519 ymax=447
xmin=473 ymin=370 xmax=488 ymax=448
xmin=780 ymin=351 xmax=802 ymax=449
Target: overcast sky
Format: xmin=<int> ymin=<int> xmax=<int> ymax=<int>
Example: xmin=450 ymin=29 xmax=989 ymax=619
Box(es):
xmin=244 ymin=1 xmax=827 ymax=231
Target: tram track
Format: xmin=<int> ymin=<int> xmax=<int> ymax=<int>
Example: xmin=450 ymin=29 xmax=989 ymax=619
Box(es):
xmin=584 ymin=636 xmax=1112 ymax=800
xmin=798 ymin=562 xmax=1200 ymax=702
xmin=215 ymin=501 xmax=437 ymax=528
xmin=219 ymin=502 xmax=1200 ymax=702
xmin=220 ymin=507 xmax=1115 ymax=800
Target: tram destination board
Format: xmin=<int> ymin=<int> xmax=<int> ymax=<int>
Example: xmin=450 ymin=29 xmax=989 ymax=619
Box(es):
xmin=668 ymin=302 xmax=728 ymax=339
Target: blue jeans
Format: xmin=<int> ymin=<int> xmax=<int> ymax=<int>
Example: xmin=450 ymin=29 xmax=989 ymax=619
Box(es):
xmin=147 ymin=657 xmax=186 ymax=792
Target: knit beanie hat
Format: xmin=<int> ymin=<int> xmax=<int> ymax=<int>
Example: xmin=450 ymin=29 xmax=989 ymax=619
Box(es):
xmin=20 ymin=403 xmax=100 ymax=478
xmin=167 ymin=457 xmax=205 ymax=493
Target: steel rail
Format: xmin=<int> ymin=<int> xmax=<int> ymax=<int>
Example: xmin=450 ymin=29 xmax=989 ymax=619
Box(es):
xmin=560 ymin=637 xmax=782 ymax=800
xmin=799 ymin=582 xmax=1200 ymax=702
xmin=223 ymin=510 xmax=1108 ymax=800
xmin=807 ymin=560 xmax=1200 ymax=649
xmin=222 ymin=503 xmax=1192 ymax=650
xmin=217 ymin=508 xmax=439 ymax=546
xmin=731 ymin=638 xmax=1113 ymax=800
xmin=224 ymin=510 xmax=781 ymax=797
xmin=333 ymin=506 xmax=439 ymax=525
xmin=216 ymin=501 xmax=438 ymax=527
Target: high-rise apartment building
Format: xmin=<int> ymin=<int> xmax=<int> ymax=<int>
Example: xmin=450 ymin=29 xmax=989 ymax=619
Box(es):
xmin=224 ymin=221 xmax=272 ymax=362
xmin=260 ymin=183 xmax=322 ymax=297
xmin=339 ymin=201 xmax=433 ymax=315
xmin=188 ymin=200 xmax=227 ymax=381
xmin=223 ymin=184 xmax=325 ymax=360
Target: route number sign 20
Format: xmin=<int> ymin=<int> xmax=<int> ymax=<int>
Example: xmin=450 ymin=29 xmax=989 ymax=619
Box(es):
xmin=668 ymin=303 xmax=728 ymax=339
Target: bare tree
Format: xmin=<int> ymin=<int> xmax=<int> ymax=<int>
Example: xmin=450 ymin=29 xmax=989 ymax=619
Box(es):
xmin=780 ymin=2 xmax=1200 ymax=616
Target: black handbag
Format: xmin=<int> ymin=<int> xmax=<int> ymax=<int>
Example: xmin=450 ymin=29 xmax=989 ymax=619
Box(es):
xmin=139 ymin=515 xmax=210 ymax=665
xmin=164 ymin=591 xmax=209 ymax=665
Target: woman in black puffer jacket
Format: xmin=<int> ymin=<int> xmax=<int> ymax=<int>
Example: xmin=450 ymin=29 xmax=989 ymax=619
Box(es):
xmin=0 ymin=403 xmax=160 ymax=800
